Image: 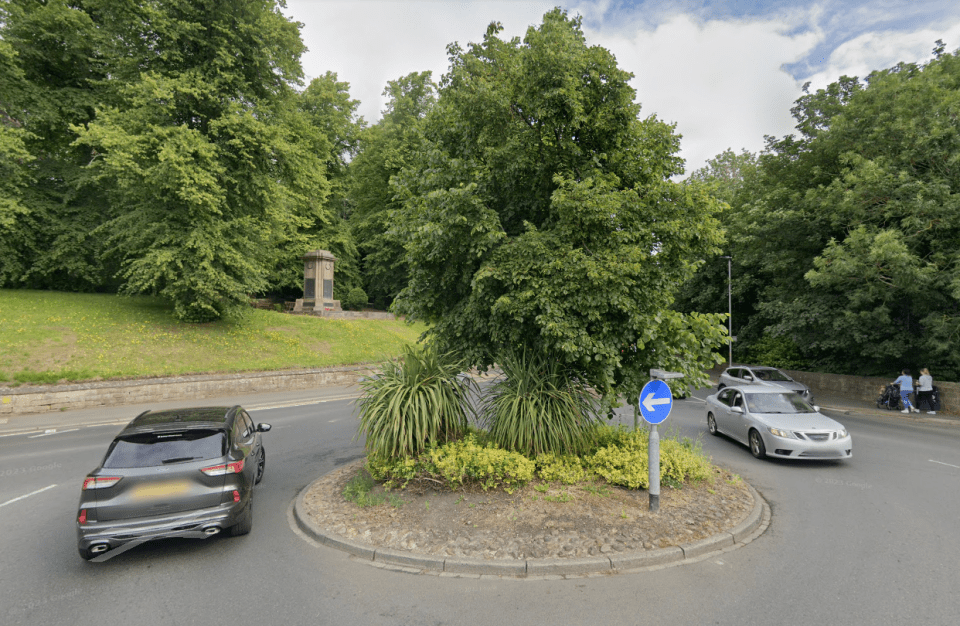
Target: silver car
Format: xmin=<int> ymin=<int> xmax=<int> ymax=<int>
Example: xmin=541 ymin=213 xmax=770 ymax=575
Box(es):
xmin=718 ymin=364 xmax=814 ymax=406
xmin=705 ymin=385 xmax=852 ymax=460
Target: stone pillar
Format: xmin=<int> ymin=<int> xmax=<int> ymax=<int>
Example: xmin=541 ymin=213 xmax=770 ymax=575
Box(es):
xmin=294 ymin=250 xmax=340 ymax=314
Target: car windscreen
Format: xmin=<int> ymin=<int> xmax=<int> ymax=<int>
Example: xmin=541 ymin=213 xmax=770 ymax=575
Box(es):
xmin=745 ymin=392 xmax=814 ymax=414
xmin=103 ymin=430 xmax=226 ymax=468
xmin=754 ymin=369 xmax=792 ymax=382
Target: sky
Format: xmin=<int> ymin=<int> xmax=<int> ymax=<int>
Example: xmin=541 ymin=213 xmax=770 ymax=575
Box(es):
xmin=282 ymin=0 xmax=960 ymax=174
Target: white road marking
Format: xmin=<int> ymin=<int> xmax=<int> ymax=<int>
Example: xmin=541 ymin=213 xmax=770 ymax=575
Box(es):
xmin=27 ymin=428 xmax=78 ymax=439
xmin=249 ymin=395 xmax=360 ymax=411
xmin=0 ymin=484 xmax=58 ymax=509
xmin=929 ymin=459 xmax=960 ymax=469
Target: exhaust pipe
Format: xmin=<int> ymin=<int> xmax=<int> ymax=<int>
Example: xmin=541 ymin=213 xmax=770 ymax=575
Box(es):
xmin=90 ymin=544 xmax=110 ymax=554
xmin=202 ymin=526 xmax=221 ymax=536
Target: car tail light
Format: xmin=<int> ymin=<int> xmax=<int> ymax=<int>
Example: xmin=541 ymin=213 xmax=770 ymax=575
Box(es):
xmin=82 ymin=476 xmax=121 ymax=490
xmin=201 ymin=460 xmax=244 ymax=476
xmin=233 ymin=490 xmax=240 ymax=503
xmin=78 ymin=509 xmax=88 ymax=524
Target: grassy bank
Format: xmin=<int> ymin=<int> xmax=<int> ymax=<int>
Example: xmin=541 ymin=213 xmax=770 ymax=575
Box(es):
xmin=0 ymin=290 xmax=425 ymax=385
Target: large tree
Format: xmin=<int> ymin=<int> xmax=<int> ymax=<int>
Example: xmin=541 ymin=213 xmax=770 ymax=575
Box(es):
xmin=692 ymin=44 xmax=960 ymax=379
xmin=267 ymin=72 xmax=365 ymax=299
xmin=0 ymin=0 xmax=113 ymax=290
xmin=71 ymin=0 xmax=329 ymax=321
xmin=348 ymin=71 xmax=436 ymax=309
xmin=392 ymin=10 xmax=728 ymax=403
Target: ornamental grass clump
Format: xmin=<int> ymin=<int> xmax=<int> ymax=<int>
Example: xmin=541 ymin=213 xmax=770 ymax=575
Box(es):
xmin=481 ymin=351 xmax=602 ymax=457
xmin=356 ymin=343 xmax=476 ymax=459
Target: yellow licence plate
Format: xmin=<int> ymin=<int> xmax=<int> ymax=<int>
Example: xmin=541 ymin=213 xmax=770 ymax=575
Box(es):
xmin=131 ymin=480 xmax=192 ymax=501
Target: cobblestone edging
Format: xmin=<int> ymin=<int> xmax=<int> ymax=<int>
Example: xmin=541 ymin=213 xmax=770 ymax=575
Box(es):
xmin=0 ymin=365 xmax=376 ymax=416
xmin=292 ymin=474 xmax=770 ymax=579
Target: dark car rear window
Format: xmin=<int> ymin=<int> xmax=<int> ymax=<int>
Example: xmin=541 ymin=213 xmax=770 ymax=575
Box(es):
xmin=103 ymin=430 xmax=226 ymax=468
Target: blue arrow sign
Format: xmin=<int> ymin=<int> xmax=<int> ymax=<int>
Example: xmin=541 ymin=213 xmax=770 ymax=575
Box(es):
xmin=639 ymin=380 xmax=673 ymax=425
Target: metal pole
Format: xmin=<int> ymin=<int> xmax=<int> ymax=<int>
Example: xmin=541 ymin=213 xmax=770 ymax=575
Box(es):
xmin=722 ymin=256 xmax=732 ymax=365
xmin=649 ymin=424 xmax=660 ymax=512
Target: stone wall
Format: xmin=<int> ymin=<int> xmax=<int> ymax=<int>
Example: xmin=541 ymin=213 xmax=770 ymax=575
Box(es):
xmin=0 ymin=365 xmax=376 ymax=416
xmin=782 ymin=369 xmax=958 ymax=414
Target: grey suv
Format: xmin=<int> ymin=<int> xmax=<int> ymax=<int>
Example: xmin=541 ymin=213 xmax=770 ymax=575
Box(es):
xmin=718 ymin=365 xmax=815 ymax=406
xmin=76 ymin=406 xmax=270 ymax=561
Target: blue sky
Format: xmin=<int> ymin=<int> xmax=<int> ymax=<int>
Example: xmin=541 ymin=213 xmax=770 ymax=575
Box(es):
xmin=283 ymin=0 xmax=960 ymax=173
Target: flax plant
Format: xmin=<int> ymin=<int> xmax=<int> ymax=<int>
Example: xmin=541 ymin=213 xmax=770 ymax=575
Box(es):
xmin=356 ymin=343 xmax=476 ymax=459
xmin=481 ymin=351 xmax=602 ymax=457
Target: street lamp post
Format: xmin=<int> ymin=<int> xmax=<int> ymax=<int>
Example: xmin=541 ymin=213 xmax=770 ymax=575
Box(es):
xmin=721 ymin=256 xmax=732 ymax=365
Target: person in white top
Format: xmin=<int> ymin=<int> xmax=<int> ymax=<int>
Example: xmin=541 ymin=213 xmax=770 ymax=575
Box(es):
xmin=917 ymin=368 xmax=935 ymax=414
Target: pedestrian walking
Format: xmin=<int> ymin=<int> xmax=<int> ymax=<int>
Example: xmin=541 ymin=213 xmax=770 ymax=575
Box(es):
xmin=917 ymin=368 xmax=936 ymax=414
xmin=893 ymin=369 xmax=920 ymax=413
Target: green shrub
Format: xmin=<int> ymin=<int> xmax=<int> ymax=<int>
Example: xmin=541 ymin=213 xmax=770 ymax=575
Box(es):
xmin=534 ymin=452 xmax=588 ymax=484
xmin=481 ymin=351 xmax=602 ymax=457
xmin=584 ymin=441 xmax=650 ymax=489
xmin=581 ymin=426 xmax=712 ymax=490
xmin=342 ymin=470 xmax=403 ymax=507
xmin=342 ymin=287 xmax=368 ymax=311
xmin=366 ymin=432 xmax=535 ymax=493
xmin=366 ymin=424 xmax=714 ymax=493
xmin=426 ymin=433 xmax=535 ymax=493
xmin=356 ymin=343 xmax=475 ymax=458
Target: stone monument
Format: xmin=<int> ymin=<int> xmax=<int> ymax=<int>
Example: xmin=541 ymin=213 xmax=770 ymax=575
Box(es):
xmin=293 ymin=250 xmax=341 ymax=314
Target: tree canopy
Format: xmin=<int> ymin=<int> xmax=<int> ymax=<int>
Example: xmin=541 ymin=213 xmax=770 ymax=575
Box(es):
xmin=677 ymin=44 xmax=960 ymax=380
xmin=392 ymin=10 xmax=728 ymax=402
xmin=1 ymin=0 xmax=363 ymax=321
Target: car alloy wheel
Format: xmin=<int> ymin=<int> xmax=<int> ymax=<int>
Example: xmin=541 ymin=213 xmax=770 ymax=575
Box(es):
xmin=749 ymin=429 xmax=766 ymax=459
xmin=707 ymin=413 xmax=719 ymax=436
xmin=255 ymin=449 xmax=265 ymax=485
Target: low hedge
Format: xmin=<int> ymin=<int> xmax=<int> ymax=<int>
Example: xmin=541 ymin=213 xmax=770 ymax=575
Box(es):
xmin=366 ymin=425 xmax=713 ymax=493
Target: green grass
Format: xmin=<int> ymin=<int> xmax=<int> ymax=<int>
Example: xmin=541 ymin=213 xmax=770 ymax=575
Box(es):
xmin=342 ymin=471 xmax=403 ymax=508
xmin=0 ymin=289 xmax=426 ymax=385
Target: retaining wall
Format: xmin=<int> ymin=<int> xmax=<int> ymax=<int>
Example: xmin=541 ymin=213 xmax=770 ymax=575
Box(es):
xmin=783 ymin=369 xmax=958 ymax=414
xmin=0 ymin=365 xmax=375 ymax=416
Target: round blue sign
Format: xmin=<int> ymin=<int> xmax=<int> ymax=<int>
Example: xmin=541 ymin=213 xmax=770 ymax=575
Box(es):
xmin=639 ymin=380 xmax=673 ymax=424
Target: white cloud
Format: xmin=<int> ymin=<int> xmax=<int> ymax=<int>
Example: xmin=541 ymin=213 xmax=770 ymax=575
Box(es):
xmin=803 ymin=24 xmax=960 ymax=92
xmin=585 ymin=15 xmax=820 ymax=172
xmin=284 ymin=1 xmax=555 ymax=122
xmin=282 ymin=2 xmax=960 ymax=175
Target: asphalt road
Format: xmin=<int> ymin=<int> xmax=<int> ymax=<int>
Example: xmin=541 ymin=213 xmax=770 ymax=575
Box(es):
xmin=1 ymin=388 xmax=958 ymax=625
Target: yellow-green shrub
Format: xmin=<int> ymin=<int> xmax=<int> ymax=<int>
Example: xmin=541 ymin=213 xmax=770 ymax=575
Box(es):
xmin=535 ymin=452 xmax=588 ymax=484
xmin=660 ymin=437 xmax=712 ymax=486
xmin=584 ymin=444 xmax=650 ymax=489
xmin=583 ymin=426 xmax=712 ymax=490
xmin=427 ymin=434 xmax=535 ymax=493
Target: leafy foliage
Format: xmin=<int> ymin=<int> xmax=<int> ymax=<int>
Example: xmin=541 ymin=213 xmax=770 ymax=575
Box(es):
xmin=356 ymin=344 xmax=475 ymax=459
xmin=347 ymin=71 xmax=437 ymax=309
xmin=680 ymin=46 xmax=960 ymax=380
xmin=480 ymin=351 xmax=602 ymax=457
xmin=1 ymin=1 xmax=363 ymax=321
xmin=392 ymin=10 xmax=727 ymax=404
xmin=342 ymin=287 xmax=368 ymax=311
xmin=364 ymin=425 xmax=713 ymax=493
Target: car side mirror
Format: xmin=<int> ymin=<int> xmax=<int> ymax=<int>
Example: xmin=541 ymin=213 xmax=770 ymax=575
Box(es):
xmin=743 ymin=375 xmax=753 ymax=381
xmin=731 ymin=406 xmax=744 ymax=414
xmin=257 ymin=423 xmax=272 ymax=433
xmin=813 ymin=406 xmax=820 ymax=412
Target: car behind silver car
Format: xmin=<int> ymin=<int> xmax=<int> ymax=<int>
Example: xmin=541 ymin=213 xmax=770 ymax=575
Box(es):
xmin=718 ymin=365 xmax=815 ymax=406
xmin=705 ymin=385 xmax=851 ymax=460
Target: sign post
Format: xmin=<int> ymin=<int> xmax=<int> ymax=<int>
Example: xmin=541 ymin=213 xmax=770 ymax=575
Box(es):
xmin=640 ymin=370 xmax=683 ymax=512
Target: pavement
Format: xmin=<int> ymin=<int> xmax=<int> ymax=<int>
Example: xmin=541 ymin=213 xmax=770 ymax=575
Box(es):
xmin=806 ymin=388 xmax=960 ymax=426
